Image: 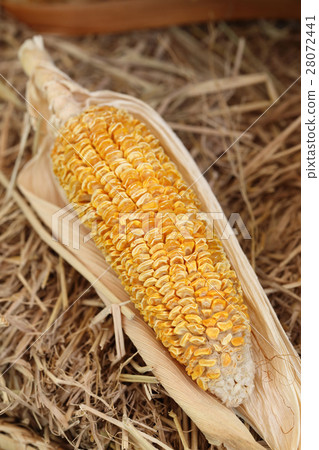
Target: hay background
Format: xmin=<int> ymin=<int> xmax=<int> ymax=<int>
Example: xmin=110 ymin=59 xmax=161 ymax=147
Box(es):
xmin=0 ymin=12 xmax=300 ymax=450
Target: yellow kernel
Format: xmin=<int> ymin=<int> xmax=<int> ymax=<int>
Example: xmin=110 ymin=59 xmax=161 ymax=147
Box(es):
xmin=163 ymin=336 xmax=179 ymax=347
xmin=169 ymin=346 xmax=184 ymax=357
xmin=207 ymin=369 xmax=221 ymax=380
xmin=132 ymin=243 xmax=148 ymax=257
xmin=141 ymin=200 xmax=158 ymax=211
xmin=201 ymin=309 xmax=212 ymax=318
xmin=181 ymin=241 xmax=194 ymax=255
xmin=212 ymin=299 xmax=226 ymax=310
xmin=194 ymin=347 xmax=212 ymax=357
xmin=152 ymin=255 xmax=169 ymax=270
xmin=176 ymin=286 xmax=194 ymax=298
xmin=189 ymin=335 xmax=206 ymax=345
xmin=187 ymin=323 xmax=205 ymax=335
xmin=202 ymin=317 xmax=216 ymax=327
xmin=163 ymin=292 xmax=176 ymax=307
xmin=217 ymin=320 xmax=233 ymax=332
xmin=221 ymin=333 xmax=232 ymax=346
xmin=138 ymin=269 xmax=154 ymax=282
xmin=157 ymin=312 xmax=170 ymax=320
xmin=195 ymin=287 xmax=209 ymax=297
xmin=159 ymin=282 xmax=173 ymax=295
xmin=156 ymin=274 xmax=170 ymax=288
xmin=170 ymin=253 xmax=184 ymax=265
xmin=150 ymin=304 xmax=166 ymax=312
xmin=191 ymin=277 xmax=205 ymax=290
xmin=168 ymin=305 xmax=182 ymax=320
xmin=197 ymin=297 xmax=212 ymax=308
xmin=232 ymin=324 xmax=247 ymax=333
xmin=174 ymin=321 xmax=188 ymax=335
xmin=191 ymin=365 xmax=204 ymax=380
xmin=150 ymin=243 xmax=164 ymax=255
xmin=184 ymin=345 xmax=196 ymax=360
xmin=212 ymin=311 xmax=228 ymax=321
xmin=185 ymin=314 xmax=202 ymax=324
xmin=181 ymin=304 xmax=198 ymax=315
xmin=206 ymin=327 xmax=220 ymax=339
xmin=179 ymin=297 xmax=196 ymax=307
xmin=162 ymin=328 xmax=175 ymax=337
xmin=198 ymin=359 xmax=216 ymax=367
xmin=154 ymin=265 xmax=169 ymax=279
xmin=225 ymin=304 xmax=236 ymax=314
xmin=231 ymin=337 xmax=245 ymax=347
xmin=143 ymin=276 xmax=157 ymax=287
xmin=154 ymin=321 xmax=171 ymax=330
xmin=171 ymin=271 xmax=186 ymax=283
xmin=171 ymin=314 xmax=184 ymax=327
xmin=205 ymin=274 xmax=222 ymax=287
xmin=186 ymin=260 xmax=197 ymax=273
xmin=196 ymin=377 xmax=208 ymax=391
xmin=221 ymin=352 xmax=232 ymax=367
xmin=180 ymin=332 xmax=192 ymax=347
xmin=231 ymin=313 xmax=244 ymax=323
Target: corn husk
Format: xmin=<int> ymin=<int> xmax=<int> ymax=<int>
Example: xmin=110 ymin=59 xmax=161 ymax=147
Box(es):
xmin=16 ymin=36 xmax=300 ymax=450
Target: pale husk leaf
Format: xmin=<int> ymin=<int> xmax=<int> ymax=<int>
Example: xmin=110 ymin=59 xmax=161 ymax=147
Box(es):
xmin=0 ymin=421 xmax=62 ymax=450
xmin=17 ymin=36 xmax=300 ymax=450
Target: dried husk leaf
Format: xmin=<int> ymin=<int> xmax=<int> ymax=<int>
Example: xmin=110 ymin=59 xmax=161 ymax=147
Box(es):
xmin=0 ymin=420 xmax=62 ymax=450
xmin=17 ymin=37 xmax=300 ymax=450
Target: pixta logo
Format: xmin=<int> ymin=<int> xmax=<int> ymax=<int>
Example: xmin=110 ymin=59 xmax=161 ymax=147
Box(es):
xmin=52 ymin=204 xmax=92 ymax=250
xmin=52 ymin=205 xmax=251 ymax=250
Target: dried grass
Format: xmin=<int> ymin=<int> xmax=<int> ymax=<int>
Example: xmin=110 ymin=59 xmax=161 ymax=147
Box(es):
xmin=0 ymin=13 xmax=300 ymax=449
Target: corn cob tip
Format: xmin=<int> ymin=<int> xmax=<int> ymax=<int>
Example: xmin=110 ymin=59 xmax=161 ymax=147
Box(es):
xmin=208 ymin=341 xmax=254 ymax=407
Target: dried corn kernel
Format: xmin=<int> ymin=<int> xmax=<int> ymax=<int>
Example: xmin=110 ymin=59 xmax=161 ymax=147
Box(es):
xmin=51 ymin=105 xmax=254 ymax=407
xmin=206 ymin=327 xmax=220 ymax=339
xmin=231 ymin=337 xmax=245 ymax=347
xmin=221 ymin=352 xmax=232 ymax=367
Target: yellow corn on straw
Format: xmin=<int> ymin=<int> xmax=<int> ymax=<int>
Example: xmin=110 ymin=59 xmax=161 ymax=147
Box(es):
xmin=51 ymin=105 xmax=254 ymax=407
xmin=17 ymin=37 xmax=300 ymax=449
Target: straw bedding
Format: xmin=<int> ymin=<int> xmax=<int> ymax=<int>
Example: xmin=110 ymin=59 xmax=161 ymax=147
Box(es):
xmin=0 ymin=13 xmax=300 ymax=449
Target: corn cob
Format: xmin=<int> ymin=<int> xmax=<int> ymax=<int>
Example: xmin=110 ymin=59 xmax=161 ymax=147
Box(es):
xmin=51 ymin=105 xmax=254 ymax=407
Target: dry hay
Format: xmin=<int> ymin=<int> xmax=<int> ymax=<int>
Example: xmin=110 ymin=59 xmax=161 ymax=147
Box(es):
xmin=0 ymin=12 xmax=300 ymax=449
